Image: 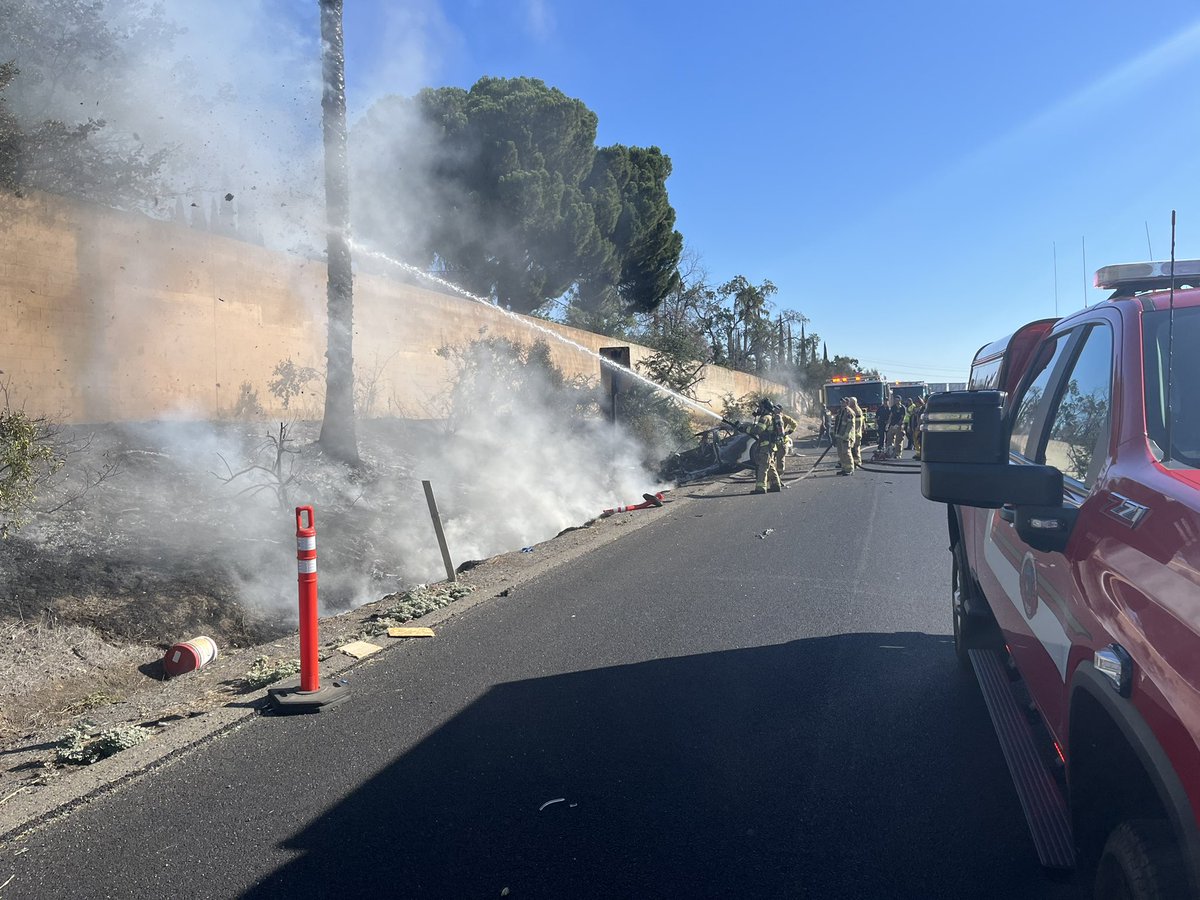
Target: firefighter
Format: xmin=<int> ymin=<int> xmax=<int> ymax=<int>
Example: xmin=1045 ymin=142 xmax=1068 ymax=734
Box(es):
xmin=904 ymin=399 xmax=916 ymax=449
xmin=731 ymin=398 xmax=791 ymax=493
xmin=847 ymin=396 xmax=865 ymax=469
xmin=771 ymin=403 xmax=799 ymax=482
xmin=911 ymin=395 xmax=926 ymax=460
xmin=820 ymin=406 xmax=834 ymax=446
xmin=875 ymin=399 xmax=889 ymax=452
xmin=886 ymin=395 xmax=905 ymax=458
xmin=833 ymin=397 xmax=855 ymax=475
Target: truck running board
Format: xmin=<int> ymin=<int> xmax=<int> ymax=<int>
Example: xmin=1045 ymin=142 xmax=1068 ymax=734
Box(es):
xmin=968 ymin=648 xmax=1076 ymax=870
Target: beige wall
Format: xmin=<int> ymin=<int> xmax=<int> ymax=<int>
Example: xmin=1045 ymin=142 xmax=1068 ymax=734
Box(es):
xmin=1 ymin=192 xmax=790 ymax=423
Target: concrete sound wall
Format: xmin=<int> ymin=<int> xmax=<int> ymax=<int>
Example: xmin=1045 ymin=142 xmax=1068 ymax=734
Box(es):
xmin=0 ymin=192 xmax=790 ymax=423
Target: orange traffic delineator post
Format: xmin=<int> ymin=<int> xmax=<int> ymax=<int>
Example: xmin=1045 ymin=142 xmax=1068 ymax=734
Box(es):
xmin=601 ymin=492 xmax=665 ymax=517
xmin=267 ymin=505 xmax=350 ymax=714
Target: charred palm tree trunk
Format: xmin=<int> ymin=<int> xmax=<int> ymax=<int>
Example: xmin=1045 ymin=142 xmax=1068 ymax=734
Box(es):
xmin=317 ymin=0 xmax=359 ymax=464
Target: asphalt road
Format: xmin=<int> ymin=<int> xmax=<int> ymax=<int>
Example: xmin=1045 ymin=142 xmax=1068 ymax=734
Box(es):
xmin=0 ymin=447 xmax=1087 ymax=899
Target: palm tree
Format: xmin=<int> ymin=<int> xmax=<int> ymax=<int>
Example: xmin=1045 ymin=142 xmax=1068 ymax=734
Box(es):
xmin=317 ymin=0 xmax=359 ymax=464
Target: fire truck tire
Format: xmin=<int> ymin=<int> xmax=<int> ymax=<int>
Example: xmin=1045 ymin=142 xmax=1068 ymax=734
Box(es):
xmin=1094 ymin=819 xmax=1187 ymax=900
xmin=952 ymin=542 xmax=991 ymax=669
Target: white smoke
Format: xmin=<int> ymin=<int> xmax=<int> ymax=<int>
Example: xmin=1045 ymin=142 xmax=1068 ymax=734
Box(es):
xmin=2 ymin=0 xmax=670 ymax=637
xmin=413 ymin=341 xmax=660 ymax=566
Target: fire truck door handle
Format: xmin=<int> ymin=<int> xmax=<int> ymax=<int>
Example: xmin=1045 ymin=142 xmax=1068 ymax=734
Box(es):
xmin=999 ymin=506 xmax=1016 ymax=523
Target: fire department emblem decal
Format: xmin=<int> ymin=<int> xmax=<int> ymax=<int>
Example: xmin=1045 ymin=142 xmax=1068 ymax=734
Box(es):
xmin=1019 ymin=553 xmax=1038 ymax=619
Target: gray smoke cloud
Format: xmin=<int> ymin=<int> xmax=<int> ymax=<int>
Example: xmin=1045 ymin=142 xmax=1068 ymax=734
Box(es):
xmin=2 ymin=0 xmax=670 ymax=637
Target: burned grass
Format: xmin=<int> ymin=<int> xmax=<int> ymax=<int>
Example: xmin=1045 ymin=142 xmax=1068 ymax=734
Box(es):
xmin=0 ymin=418 xmax=440 ymax=748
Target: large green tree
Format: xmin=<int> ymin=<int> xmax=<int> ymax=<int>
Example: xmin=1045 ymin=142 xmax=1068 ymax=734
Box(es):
xmin=353 ymin=76 xmax=683 ymax=316
xmin=576 ymin=144 xmax=682 ymax=315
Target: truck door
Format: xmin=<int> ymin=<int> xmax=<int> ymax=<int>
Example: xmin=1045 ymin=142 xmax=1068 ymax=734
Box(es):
xmin=982 ymin=321 xmax=1116 ymax=736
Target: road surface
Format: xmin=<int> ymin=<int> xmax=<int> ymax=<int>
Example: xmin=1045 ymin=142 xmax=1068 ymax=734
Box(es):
xmin=0 ymin=447 xmax=1086 ymax=898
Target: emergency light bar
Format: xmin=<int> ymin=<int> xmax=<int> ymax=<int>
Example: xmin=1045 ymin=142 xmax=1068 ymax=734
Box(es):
xmin=1094 ymin=259 xmax=1200 ymax=290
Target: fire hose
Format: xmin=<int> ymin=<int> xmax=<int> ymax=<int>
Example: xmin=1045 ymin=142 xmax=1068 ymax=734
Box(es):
xmin=856 ymin=456 xmax=923 ymax=475
xmin=792 ymin=441 xmax=834 ymax=482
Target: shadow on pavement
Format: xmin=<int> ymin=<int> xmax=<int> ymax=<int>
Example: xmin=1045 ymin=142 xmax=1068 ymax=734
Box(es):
xmin=243 ymin=633 xmax=1083 ymax=899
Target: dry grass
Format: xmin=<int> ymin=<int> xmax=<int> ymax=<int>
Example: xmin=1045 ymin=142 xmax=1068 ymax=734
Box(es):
xmin=0 ymin=621 xmax=150 ymax=741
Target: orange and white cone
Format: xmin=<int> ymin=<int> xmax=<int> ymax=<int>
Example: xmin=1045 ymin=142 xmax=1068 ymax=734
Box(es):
xmin=601 ymin=492 xmax=665 ymax=517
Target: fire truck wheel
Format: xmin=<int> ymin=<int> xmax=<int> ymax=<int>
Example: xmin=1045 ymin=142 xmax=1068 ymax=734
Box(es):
xmin=945 ymin=542 xmax=993 ymax=672
xmin=1095 ymin=819 xmax=1186 ymax=900
xmin=952 ymin=542 xmax=983 ymax=669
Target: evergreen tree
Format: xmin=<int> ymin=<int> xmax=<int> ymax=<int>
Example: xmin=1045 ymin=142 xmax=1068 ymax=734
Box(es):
xmin=353 ymin=77 xmax=682 ymax=316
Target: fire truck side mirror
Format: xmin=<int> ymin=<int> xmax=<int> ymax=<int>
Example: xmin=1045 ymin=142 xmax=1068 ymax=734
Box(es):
xmin=920 ymin=390 xmax=1063 ymax=509
xmin=922 ymin=390 xmax=1007 ymax=464
xmin=922 ymin=460 xmax=1062 ymax=509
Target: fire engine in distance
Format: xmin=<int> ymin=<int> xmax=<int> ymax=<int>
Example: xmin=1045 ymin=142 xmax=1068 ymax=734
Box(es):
xmin=889 ymin=380 xmax=929 ymax=404
xmin=821 ymin=374 xmax=887 ymax=442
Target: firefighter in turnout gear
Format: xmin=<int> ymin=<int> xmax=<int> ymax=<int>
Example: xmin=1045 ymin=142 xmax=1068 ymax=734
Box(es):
xmin=847 ymin=397 xmax=865 ymax=469
xmin=730 ymin=399 xmax=794 ymax=493
xmin=886 ymin=395 xmax=905 ymax=458
xmin=833 ymin=397 xmax=855 ymax=475
xmin=911 ymin=395 xmax=926 ymax=460
xmin=771 ymin=404 xmax=799 ymax=482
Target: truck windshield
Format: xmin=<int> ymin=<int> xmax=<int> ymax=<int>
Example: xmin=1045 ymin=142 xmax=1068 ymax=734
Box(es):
xmin=825 ymin=383 xmax=886 ymax=408
xmin=1143 ymin=307 xmax=1200 ymax=469
xmin=891 ymin=385 xmax=927 ymax=403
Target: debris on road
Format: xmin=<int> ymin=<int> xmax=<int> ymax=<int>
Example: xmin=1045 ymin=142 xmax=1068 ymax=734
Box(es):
xmin=539 ymin=797 xmax=566 ymax=811
xmin=758 ymin=529 xmax=775 ymax=539
xmin=521 ymin=547 xmax=535 ymax=553
xmin=388 ymin=626 xmax=435 ymax=639
xmin=338 ymin=640 xmax=382 ymax=660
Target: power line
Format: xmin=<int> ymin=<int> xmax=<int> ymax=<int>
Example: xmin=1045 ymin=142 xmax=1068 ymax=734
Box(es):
xmin=867 ymin=369 xmax=967 ymax=379
xmin=856 ymin=354 xmax=966 ymax=369
xmin=856 ymin=358 xmax=968 ymax=375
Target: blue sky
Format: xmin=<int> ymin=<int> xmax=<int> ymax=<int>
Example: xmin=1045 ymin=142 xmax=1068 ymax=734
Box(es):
xmin=330 ymin=0 xmax=1200 ymax=383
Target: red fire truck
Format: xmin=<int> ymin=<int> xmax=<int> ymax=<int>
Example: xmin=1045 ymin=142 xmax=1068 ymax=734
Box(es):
xmin=889 ymin=380 xmax=929 ymax=404
xmin=820 ymin=374 xmax=887 ymax=442
xmin=921 ymin=259 xmax=1200 ymax=896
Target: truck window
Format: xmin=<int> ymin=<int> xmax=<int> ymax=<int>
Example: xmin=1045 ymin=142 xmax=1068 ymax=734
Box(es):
xmin=1143 ymin=307 xmax=1200 ymax=468
xmin=1037 ymin=324 xmax=1113 ymax=488
xmin=969 ymin=357 xmax=1002 ymax=390
xmin=1009 ymin=334 xmax=1071 ymax=459
xmin=824 ymin=383 xmax=885 ymax=409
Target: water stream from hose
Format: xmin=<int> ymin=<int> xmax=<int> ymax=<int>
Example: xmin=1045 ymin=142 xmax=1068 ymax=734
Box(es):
xmin=352 ymin=243 xmax=725 ymax=422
